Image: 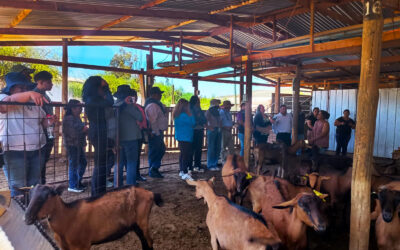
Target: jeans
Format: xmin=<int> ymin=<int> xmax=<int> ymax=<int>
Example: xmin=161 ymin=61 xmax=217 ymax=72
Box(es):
xmin=115 ymin=140 xmax=139 ymax=187
xmin=179 ymin=141 xmax=193 ymax=174
xmin=296 ymin=134 xmax=305 ymax=155
xmin=137 ymin=139 xmax=143 ymax=177
xmin=148 ymin=132 xmax=165 ymax=172
xmin=192 ymin=129 xmax=204 ymax=169
xmin=336 ymin=134 xmax=351 ymax=156
xmin=207 ymin=129 xmax=221 ymax=169
xmin=221 ymin=129 xmax=234 ymax=163
xmin=90 ymin=134 xmax=108 ymax=197
xmin=67 ymin=146 xmax=87 ymax=189
xmin=238 ymin=133 xmax=244 ymax=157
xmin=3 ymin=150 xmax=43 ymax=197
xmin=277 ymin=133 xmax=291 ymax=146
xmin=41 ymin=138 xmax=54 ymax=184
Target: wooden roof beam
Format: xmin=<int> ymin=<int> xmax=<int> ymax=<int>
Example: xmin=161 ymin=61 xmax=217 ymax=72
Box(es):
xmin=0 ymin=0 xmax=253 ymax=25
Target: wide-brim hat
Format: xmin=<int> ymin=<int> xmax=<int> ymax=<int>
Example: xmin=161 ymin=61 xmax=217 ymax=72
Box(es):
xmin=149 ymin=86 xmax=164 ymax=95
xmin=2 ymin=72 xmax=35 ymax=95
xmin=221 ymin=100 xmax=234 ymax=108
xmin=11 ymin=64 xmax=35 ymax=74
xmin=113 ymin=84 xmax=137 ymax=99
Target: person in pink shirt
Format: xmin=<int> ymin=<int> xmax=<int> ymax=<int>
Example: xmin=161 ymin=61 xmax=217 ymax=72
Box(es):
xmin=309 ymin=110 xmax=330 ymax=153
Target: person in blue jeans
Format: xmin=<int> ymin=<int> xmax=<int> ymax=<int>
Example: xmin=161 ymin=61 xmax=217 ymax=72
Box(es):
xmin=205 ymin=99 xmax=221 ymax=171
xmin=63 ymin=99 xmax=88 ymax=193
xmin=0 ymin=72 xmax=48 ymax=197
xmin=174 ymin=99 xmax=196 ymax=180
xmin=145 ymin=87 xmax=168 ymax=178
xmin=113 ymin=85 xmax=143 ymax=187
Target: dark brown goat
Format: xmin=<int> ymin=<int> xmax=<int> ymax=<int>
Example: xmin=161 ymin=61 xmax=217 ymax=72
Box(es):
xmin=24 ymin=184 xmax=162 ymax=250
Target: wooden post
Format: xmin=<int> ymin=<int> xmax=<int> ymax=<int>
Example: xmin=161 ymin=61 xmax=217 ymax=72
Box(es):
xmin=349 ymin=0 xmax=383 ymax=249
xmin=139 ymin=70 xmax=146 ymax=105
xmin=244 ymin=43 xmax=253 ymax=168
xmin=274 ymin=77 xmax=281 ymax=113
xmin=292 ymin=64 xmax=301 ymax=144
xmin=192 ymin=73 xmax=199 ymax=95
xmin=239 ymin=75 xmax=244 ymax=103
xmin=146 ymin=46 xmax=154 ymax=90
xmin=310 ymin=0 xmax=315 ymax=51
xmin=62 ymin=38 xmax=68 ymax=104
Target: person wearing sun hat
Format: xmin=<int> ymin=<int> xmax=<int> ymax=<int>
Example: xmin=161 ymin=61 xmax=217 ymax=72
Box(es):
xmin=0 ymin=72 xmax=48 ymax=197
xmin=219 ymin=100 xmax=235 ymax=164
xmin=10 ymin=64 xmax=35 ymax=82
xmin=113 ymin=85 xmax=143 ymax=187
xmin=144 ymin=86 xmax=168 ymax=178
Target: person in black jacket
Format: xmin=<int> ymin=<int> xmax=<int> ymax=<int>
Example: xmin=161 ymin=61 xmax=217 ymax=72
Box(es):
xmin=189 ymin=95 xmax=207 ymax=172
xmin=334 ymin=109 xmax=356 ymax=156
xmin=82 ymin=76 xmax=114 ymax=196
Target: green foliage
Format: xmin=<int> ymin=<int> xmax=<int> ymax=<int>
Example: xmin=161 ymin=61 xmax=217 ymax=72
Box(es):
xmin=109 ymin=48 xmax=138 ymax=78
xmin=0 ymin=47 xmax=60 ymax=86
xmin=68 ymin=81 xmax=84 ymax=98
xmin=101 ymin=73 xmax=139 ymax=94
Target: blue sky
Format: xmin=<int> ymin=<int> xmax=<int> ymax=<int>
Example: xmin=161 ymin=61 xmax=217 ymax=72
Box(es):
xmin=45 ymin=46 xmax=271 ymax=97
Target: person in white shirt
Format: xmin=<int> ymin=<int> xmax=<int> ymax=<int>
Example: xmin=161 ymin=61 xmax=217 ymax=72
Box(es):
xmin=0 ymin=72 xmax=49 ymax=197
xmin=269 ymin=104 xmax=292 ymax=146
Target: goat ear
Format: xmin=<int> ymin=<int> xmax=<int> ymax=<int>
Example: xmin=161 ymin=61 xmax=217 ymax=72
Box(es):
xmin=208 ymin=177 xmax=215 ymax=185
xmin=53 ymin=184 xmax=67 ymax=195
xmin=186 ymin=180 xmax=197 ymax=186
xmin=272 ymin=198 xmax=297 ymax=209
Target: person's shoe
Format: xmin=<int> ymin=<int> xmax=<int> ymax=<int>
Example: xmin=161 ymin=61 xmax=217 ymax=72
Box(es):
xmin=68 ymin=187 xmax=84 ymax=193
xmin=136 ymin=175 xmax=147 ymax=182
xmin=181 ymin=173 xmax=194 ymax=181
xmin=193 ymin=167 xmax=205 ymax=173
xmin=106 ymin=180 xmax=113 ymax=188
xmin=179 ymin=171 xmax=185 ymax=177
xmin=149 ymin=169 xmax=164 ymax=178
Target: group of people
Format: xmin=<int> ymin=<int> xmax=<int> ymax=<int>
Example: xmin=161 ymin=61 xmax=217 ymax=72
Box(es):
xmin=0 ymin=65 xmax=357 ymax=197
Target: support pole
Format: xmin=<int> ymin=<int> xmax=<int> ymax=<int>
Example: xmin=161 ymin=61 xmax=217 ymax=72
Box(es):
xmin=239 ymin=75 xmax=244 ymax=103
xmin=146 ymin=46 xmax=154 ymax=90
xmin=192 ymin=73 xmax=199 ymax=95
xmin=349 ymin=0 xmax=383 ymax=249
xmin=274 ymin=77 xmax=281 ymax=113
xmin=139 ymin=70 xmax=146 ymax=105
xmin=292 ymin=64 xmax=301 ymax=144
xmin=62 ymin=38 xmax=68 ymax=104
xmin=244 ymin=43 xmax=253 ymax=168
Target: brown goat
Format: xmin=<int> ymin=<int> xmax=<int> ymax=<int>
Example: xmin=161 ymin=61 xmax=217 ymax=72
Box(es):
xmin=248 ymin=176 xmax=327 ymax=249
xmin=371 ymin=182 xmax=400 ymax=250
xmin=221 ymin=154 xmax=254 ymax=204
xmin=187 ymin=177 xmax=282 ymax=250
xmin=24 ymin=184 xmax=162 ymax=250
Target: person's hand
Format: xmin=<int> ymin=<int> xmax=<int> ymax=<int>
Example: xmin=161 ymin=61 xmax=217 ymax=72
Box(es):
xmin=29 ymin=92 xmax=48 ymax=106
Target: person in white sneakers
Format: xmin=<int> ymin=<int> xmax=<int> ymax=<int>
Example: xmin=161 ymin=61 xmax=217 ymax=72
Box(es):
xmin=173 ymin=99 xmax=195 ymax=181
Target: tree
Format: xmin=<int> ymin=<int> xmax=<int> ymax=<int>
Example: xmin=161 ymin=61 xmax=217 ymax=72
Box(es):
xmin=0 ymin=47 xmax=60 ymax=87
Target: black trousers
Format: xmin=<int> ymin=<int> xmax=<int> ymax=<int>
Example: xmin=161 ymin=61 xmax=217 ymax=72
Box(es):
xmin=336 ymin=134 xmax=351 ymax=156
xmin=192 ymin=129 xmax=204 ymax=169
xmin=277 ymin=133 xmax=291 ymax=146
xmin=178 ymin=141 xmax=193 ymax=174
xmin=90 ymin=134 xmax=108 ymax=197
xmin=40 ymin=139 xmax=54 ymax=184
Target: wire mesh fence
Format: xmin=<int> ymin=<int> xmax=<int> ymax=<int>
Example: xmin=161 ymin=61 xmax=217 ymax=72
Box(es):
xmin=0 ymin=101 xmax=241 ymax=203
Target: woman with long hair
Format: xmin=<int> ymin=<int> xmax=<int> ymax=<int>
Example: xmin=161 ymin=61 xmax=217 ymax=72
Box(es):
xmin=82 ymin=76 xmax=114 ymax=196
xmin=189 ymin=95 xmax=207 ymax=172
xmin=310 ymin=110 xmax=330 ymax=153
xmin=63 ymin=99 xmax=87 ymax=192
xmin=173 ymin=99 xmax=195 ymax=181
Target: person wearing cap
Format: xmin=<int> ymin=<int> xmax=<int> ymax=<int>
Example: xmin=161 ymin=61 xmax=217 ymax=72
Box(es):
xmin=236 ymin=102 xmax=246 ymax=156
xmin=144 ymin=86 xmax=168 ymax=178
xmin=269 ymin=104 xmax=292 ymax=146
xmin=82 ymin=76 xmax=114 ymax=196
xmin=33 ymin=70 xmax=55 ymax=184
xmin=205 ymin=99 xmax=222 ymax=171
xmin=0 ymin=72 xmax=48 ymax=197
xmin=219 ymin=100 xmax=235 ymax=164
xmin=113 ymin=85 xmax=143 ymax=187
xmin=10 ymin=64 xmax=35 ymax=82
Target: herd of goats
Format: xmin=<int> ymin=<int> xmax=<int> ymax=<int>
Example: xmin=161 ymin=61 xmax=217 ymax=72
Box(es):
xmin=21 ymin=140 xmax=400 ymax=250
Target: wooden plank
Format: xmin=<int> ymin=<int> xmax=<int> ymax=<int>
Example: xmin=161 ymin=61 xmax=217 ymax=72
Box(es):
xmin=244 ymin=44 xmax=253 ymax=168
xmin=347 ymin=89 xmax=357 ymax=153
xmin=328 ymin=90 xmax=337 ymax=151
xmin=385 ymin=88 xmax=397 ymax=158
xmin=309 ymin=0 xmax=315 ymax=50
xmin=350 ymin=0 xmax=384 ymax=248
xmin=377 ymin=89 xmax=388 ymax=157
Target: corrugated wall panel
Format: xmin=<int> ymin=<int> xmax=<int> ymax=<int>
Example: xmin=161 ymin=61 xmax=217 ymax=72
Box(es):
xmin=313 ymin=88 xmax=400 ymax=158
